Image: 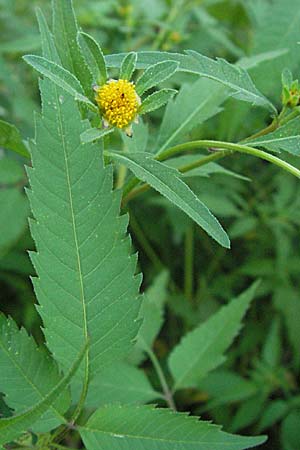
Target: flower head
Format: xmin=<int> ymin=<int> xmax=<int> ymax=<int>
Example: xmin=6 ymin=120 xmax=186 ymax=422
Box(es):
xmin=94 ymin=79 xmax=141 ymax=135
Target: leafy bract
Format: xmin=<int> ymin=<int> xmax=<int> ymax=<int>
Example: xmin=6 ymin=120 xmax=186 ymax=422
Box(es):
xmin=78 ymin=31 xmax=107 ymax=85
xmin=23 ymin=55 xmax=96 ymax=110
xmin=139 ymin=89 xmax=177 ymax=115
xmin=105 ymin=51 xmax=275 ymax=112
xmin=247 ymin=117 xmax=300 ymax=155
xmin=0 ymin=119 xmax=29 ymax=158
xmin=168 ymin=282 xmax=259 ymax=390
xmin=135 ymin=61 xmax=178 ymax=96
xmin=0 ymin=314 xmax=70 ymax=432
xmin=120 ymin=52 xmax=137 ymax=81
xmin=79 ymin=404 xmax=266 ymax=450
xmin=110 ymin=151 xmax=230 ymax=248
xmin=85 ymin=362 xmax=159 ymax=407
xmin=26 ymin=14 xmax=141 ymax=386
xmin=0 ymin=341 xmax=86 ymax=446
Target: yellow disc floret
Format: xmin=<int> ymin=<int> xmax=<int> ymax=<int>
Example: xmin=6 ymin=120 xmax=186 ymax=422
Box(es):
xmin=95 ymin=79 xmax=140 ymax=129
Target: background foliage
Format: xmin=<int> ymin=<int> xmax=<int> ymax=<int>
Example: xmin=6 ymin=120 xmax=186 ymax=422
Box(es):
xmin=1 ymin=0 xmax=300 ymax=449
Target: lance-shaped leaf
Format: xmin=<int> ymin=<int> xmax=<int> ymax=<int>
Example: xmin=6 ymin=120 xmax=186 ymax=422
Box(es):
xmin=120 ymin=52 xmax=137 ymax=81
xmin=109 ymin=151 xmax=230 ymax=248
xmin=0 ymin=342 xmax=86 ymax=446
xmin=247 ymin=116 xmax=300 ymax=155
xmin=139 ymin=89 xmax=177 ymax=115
xmin=52 ymin=0 xmax=93 ymax=99
xmin=0 ymin=119 xmax=29 ymax=158
xmin=186 ymin=50 xmax=275 ymax=112
xmin=78 ymin=32 xmax=107 ymax=85
xmin=0 ymin=315 xmax=70 ymax=433
xmin=79 ymin=404 xmax=266 ymax=450
xmin=26 ymin=59 xmax=141 ymax=386
xmin=136 ymin=61 xmax=178 ymax=96
xmin=23 ymin=55 xmax=97 ymax=110
xmin=168 ymin=282 xmax=259 ymax=390
xmin=80 ymin=127 xmax=114 ymax=144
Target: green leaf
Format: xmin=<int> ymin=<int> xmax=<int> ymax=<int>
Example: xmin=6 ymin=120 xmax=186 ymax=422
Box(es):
xmin=120 ymin=52 xmax=137 ymax=81
xmin=78 ymin=32 xmax=107 ymax=85
xmin=0 ymin=120 xmax=29 ymax=158
xmin=79 ymin=404 xmax=266 ymax=450
xmin=156 ymin=78 xmax=227 ymax=154
xmin=186 ymin=50 xmax=275 ymax=112
xmin=168 ymin=282 xmax=258 ymax=390
xmin=257 ymin=400 xmax=288 ymax=432
xmin=139 ymin=89 xmax=177 ymax=115
xmin=110 ymin=151 xmax=229 ymax=248
xmin=0 ymin=188 xmax=29 ymax=257
xmin=281 ymin=410 xmax=300 ymax=450
xmin=262 ymin=317 xmax=281 ymax=368
xmin=136 ymin=61 xmax=178 ymax=96
xmin=27 ymin=74 xmax=141 ymax=384
xmin=52 ymin=0 xmax=93 ymax=99
xmin=23 ymin=55 xmax=96 ymax=110
xmin=0 ymin=342 xmax=87 ymax=446
xmin=80 ymin=126 xmax=114 ymax=143
xmin=199 ymin=369 xmax=258 ymax=411
xmin=247 ymin=117 xmax=300 ymax=155
xmin=0 ymin=158 xmax=24 ymax=185
xmin=0 ymin=314 xmax=70 ymax=433
xmin=85 ymin=362 xmax=159 ymax=407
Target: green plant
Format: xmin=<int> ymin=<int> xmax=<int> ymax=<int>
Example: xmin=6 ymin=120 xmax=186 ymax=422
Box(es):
xmin=1 ymin=1 xmax=300 ymax=449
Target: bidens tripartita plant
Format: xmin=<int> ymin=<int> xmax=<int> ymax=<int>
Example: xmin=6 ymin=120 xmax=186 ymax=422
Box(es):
xmin=1 ymin=0 xmax=300 ymax=448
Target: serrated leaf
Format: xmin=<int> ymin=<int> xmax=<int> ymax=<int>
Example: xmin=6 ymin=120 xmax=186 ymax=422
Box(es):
xmin=0 ymin=342 xmax=86 ymax=446
xmin=109 ymin=151 xmax=230 ymax=248
xmin=85 ymin=362 xmax=159 ymax=408
xmin=187 ymin=50 xmax=275 ymax=112
xmin=0 ymin=119 xmax=29 ymax=158
xmin=52 ymin=0 xmax=93 ymax=99
xmin=80 ymin=126 xmax=114 ymax=143
xmin=0 ymin=314 xmax=70 ymax=432
xmin=27 ymin=66 xmax=141 ymax=388
xmin=79 ymin=404 xmax=266 ymax=450
xmin=106 ymin=51 xmax=275 ymax=112
xmin=168 ymin=282 xmax=259 ymax=390
xmin=139 ymin=89 xmax=176 ymax=115
xmin=0 ymin=158 xmax=24 ymax=185
xmin=247 ymin=117 xmax=300 ymax=155
xmin=23 ymin=55 xmax=96 ymax=110
xmin=78 ymin=31 xmax=107 ymax=85
xmin=120 ymin=52 xmax=137 ymax=81
xmin=136 ymin=61 xmax=178 ymax=96
xmin=156 ymin=78 xmax=227 ymax=153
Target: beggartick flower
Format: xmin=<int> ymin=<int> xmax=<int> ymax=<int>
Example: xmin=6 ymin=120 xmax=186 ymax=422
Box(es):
xmin=94 ymin=78 xmax=141 ymax=137
xmin=86 ymin=46 xmax=178 ymax=140
xmin=24 ymin=32 xmax=178 ymax=143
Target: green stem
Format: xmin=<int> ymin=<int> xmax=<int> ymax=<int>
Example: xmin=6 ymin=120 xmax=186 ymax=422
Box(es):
xmin=157 ymin=140 xmax=300 ymax=179
xmin=184 ymin=225 xmax=194 ymax=303
xmin=142 ymin=340 xmax=176 ymax=410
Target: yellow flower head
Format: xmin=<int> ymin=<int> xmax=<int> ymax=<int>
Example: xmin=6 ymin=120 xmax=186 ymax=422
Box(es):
xmin=94 ymin=79 xmax=141 ymax=131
